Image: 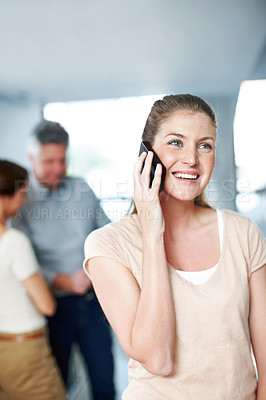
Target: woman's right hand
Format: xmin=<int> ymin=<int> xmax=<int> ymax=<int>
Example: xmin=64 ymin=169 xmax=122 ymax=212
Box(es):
xmin=133 ymin=151 xmax=165 ymax=236
xmin=87 ymin=151 xmax=175 ymax=377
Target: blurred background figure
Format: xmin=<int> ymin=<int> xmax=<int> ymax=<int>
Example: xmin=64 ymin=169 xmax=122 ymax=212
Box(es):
xmin=12 ymin=121 xmax=115 ymax=400
xmin=0 ymin=159 xmax=67 ymax=400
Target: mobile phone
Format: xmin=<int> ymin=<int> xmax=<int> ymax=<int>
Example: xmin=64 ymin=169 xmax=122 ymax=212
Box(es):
xmin=138 ymin=141 xmax=166 ymax=192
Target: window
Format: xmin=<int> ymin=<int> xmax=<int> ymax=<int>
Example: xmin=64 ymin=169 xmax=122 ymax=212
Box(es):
xmin=44 ymin=94 xmax=164 ymax=221
xmin=234 ymin=80 xmax=266 ymax=235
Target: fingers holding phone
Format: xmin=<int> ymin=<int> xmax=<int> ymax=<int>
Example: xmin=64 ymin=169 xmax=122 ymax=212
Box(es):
xmin=139 ymin=141 xmax=166 ymax=192
xmin=133 ymin=151 xmax=160 ymax=198
xmin=152 ymin=161 xmax=164 ymax=192
xmin=133 ymin=143 xmax=165 ymax=234
xmin=140 ymin=151 xmax=162 ymax=193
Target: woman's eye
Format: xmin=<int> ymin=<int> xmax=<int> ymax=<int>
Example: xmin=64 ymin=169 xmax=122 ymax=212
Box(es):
xmin=199 ymin=143 xmax=212 ymax=150
xmin=169 ymin=140 xmax=182 ymax=147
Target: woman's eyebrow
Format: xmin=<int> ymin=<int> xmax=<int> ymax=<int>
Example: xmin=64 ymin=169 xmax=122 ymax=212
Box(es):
xmin=199 ymin=136 xmax=215 ymax=142
xmin=164 ymin=133 xmax=215 ymax=141
xmin=164 ymin=133 xmax=185 ymax=138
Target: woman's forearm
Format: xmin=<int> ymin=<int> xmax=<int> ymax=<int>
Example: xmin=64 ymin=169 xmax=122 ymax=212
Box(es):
xmin=257 ymin=375 xmax=266 ymax=399
xmin=131 ymin=232 xmax=176 ymax=376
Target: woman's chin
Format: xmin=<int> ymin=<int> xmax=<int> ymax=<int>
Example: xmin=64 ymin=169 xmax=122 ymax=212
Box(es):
xmin=161 ymin=183 xmax=202 ymax=203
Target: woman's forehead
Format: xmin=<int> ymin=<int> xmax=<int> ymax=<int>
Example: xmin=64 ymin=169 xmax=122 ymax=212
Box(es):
xmin=157 ymin=111 xmax=216 ymax=134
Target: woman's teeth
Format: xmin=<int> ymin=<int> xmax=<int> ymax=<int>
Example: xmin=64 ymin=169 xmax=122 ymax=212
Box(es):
xmin=174 ymin=173 xmax=198 ymax=180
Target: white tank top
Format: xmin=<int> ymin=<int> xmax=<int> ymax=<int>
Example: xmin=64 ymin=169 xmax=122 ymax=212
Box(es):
xmin=176 ymin=209 xmax=223 ymax=285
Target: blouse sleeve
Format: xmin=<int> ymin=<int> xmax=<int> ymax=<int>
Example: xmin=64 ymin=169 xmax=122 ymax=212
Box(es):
xmin=83 ymin=226 xmax=127 ymax=279
xmin=248 ymin=219 xmax=266 ymax=276
xmin=12 ymin=230 xmax=39 ymax=281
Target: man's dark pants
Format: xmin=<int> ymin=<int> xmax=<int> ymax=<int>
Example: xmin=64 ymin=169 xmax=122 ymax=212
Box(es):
xmin=47 ymin=289 xmax=115 ymax=400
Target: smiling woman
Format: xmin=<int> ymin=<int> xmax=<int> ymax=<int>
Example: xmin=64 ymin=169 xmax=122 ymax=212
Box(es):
xmin=136 ymin=94 xmax=217 ymax=209
xmin=83 ymin=94 xmax=266 ymax=400
xmin=151 ymin=110 xmax=216 ymax=203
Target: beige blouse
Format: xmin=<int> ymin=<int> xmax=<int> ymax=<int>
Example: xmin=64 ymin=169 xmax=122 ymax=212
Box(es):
xmin=83 ymin=209 xmax=266 ymax=400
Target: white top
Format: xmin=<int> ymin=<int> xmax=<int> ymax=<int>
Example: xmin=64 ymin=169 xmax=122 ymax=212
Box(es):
xmin=176 ymin=209 xmax=223 ymax=285
xmin=0 ymin=229 xmax=45 ymax=333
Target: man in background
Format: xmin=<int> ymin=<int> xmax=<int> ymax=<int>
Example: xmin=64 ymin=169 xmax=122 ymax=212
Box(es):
xmin=12 ymin=120 xmax=115 ymax=400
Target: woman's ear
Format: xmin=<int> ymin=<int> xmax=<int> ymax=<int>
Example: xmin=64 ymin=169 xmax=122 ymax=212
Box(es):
xmin=0 ymin=194 xmax=8 ymax=201
xmin=0 ymin=194 xmax=9 ymax=212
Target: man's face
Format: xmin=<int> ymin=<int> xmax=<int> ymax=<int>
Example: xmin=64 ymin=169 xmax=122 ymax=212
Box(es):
xmin=29 ymin=143 xmax=67 ymax=189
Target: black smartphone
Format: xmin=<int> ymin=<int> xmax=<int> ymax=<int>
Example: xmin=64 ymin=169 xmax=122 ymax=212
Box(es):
xmin=138 ymin=141 xmax=166 ymax=192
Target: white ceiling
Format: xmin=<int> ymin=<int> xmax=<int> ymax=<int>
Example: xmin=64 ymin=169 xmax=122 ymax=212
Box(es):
xmin=0 ymin=0 xmax=265 ymax=104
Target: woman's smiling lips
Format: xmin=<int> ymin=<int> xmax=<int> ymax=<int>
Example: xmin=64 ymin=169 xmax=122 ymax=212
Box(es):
xmin=172 ymin=171 xmax=200 ymax=181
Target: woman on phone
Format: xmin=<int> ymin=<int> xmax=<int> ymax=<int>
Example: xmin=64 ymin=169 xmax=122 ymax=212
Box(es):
xmin=0 ymin=160 xmax=67 ymax=400
xmin=83 ymin=94 xmax=266 ymax=399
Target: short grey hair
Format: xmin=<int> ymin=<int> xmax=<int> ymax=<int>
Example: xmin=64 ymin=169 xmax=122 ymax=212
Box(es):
xmin=27 ymin=120 xmax=69 ymax=155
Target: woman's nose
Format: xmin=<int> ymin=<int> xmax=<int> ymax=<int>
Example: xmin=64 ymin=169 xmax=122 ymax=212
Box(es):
xmin=181 ymin=147 xmax=199 ymax=166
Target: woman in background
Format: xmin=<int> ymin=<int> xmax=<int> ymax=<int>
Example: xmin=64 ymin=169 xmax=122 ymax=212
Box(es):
xmin=0 ymin=160 xmax=67 ymax=400
xmin=83 ymin=94 xmax=266 ymax=399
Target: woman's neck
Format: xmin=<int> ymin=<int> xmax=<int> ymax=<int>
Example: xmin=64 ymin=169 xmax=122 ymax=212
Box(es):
xmin=0 ymin=203 xmax=7 ymax=233
xmin=161 ymin=195 xmax=197 ymax=225
xmin=160 ymin=195 xmax=214 ymax=239
xmin=0 ymin=220 xmax=7 ymax=237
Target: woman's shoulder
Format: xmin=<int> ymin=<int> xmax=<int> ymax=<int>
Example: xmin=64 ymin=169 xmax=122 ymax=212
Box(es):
xmin=221 ymin=208 xmax=254 ymax=225
xmin=2 ymin=228 xmax=30 ymax=245
xmin=107 ymin=213 xmax=141 ymax=234
xmin=86 ymin=214 xmax=141 ymax=244
xmin=0 ymin=229 xmax=35 ymax=260
xmin=220 ymin=208 xmax=264 ymax=237
xmin=84 ymin=214 xmax=142 ymax=269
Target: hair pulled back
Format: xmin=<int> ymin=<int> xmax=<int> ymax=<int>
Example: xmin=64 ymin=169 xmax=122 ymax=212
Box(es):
xmin=0 ymin=160 xmax=28 ymax=196
xmin=142 ymin=94 xmax=217 ymax=144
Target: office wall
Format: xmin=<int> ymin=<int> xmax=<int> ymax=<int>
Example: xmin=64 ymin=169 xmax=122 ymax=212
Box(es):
xmin=0 ymin=99 xmax=42 ymax=168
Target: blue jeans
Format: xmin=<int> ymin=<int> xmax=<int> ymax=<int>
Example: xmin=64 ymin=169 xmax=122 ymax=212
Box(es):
xmin=47 ymin=289 xmax=115 ymax=400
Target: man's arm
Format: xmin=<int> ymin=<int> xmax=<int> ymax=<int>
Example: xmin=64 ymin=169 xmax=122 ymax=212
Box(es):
xmin=51 ymin=269 xmax=92 ymax=295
